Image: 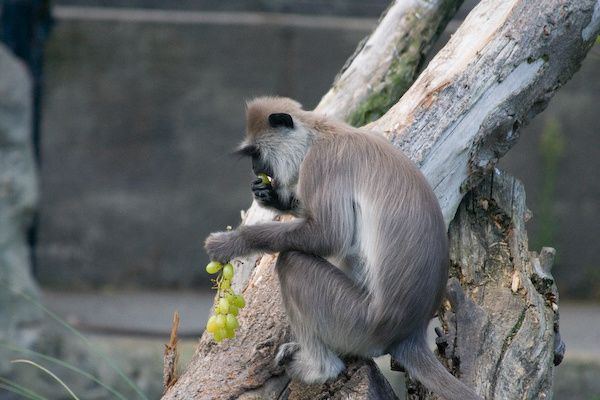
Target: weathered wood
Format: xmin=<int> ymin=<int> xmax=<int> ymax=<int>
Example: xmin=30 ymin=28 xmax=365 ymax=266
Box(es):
xmin=163 ymin=0 xmax=600 ymax=398
xmin=317 ymin=0 xmax=464 ymax=126
xmin=406 ymin=170 xmax=561 ymax=399
xmin=164 ymin=252 xmax=290 ymax=399
xmin=367 ymin=0 xmax=600 ymax=227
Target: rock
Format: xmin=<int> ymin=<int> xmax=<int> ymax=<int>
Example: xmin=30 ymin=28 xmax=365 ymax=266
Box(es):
xmin=0 ymin=43 xmax=42 ymax=374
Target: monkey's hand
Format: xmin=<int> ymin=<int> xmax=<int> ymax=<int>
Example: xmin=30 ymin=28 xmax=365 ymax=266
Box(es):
xmin=251 ymin=177 xmax=278 ymax=208
xmin=205 ymin=231 xmax=239 ymax=263
xmin=251 ymin=178 xmax=301 ymax=215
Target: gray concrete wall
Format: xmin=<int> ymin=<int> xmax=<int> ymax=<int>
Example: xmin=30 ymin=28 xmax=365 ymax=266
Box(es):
xmin=53 ymin=0 xmax=390 ymax=16
xmin=36 ymin=5 xmax=600 ymax=298
xmin=36 ymin=10 xmax=371 ymax=288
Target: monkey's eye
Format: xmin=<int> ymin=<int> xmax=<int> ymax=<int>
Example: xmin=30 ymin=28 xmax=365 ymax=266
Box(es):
xmin=268 ymin=113 xmax=294 ymax=129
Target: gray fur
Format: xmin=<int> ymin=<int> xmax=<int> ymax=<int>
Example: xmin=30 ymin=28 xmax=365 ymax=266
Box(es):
xmin=205 ymin=97 xmax=483 ymax=400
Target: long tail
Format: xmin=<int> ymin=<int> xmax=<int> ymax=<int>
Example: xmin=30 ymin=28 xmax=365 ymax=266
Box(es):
xmin=390 ymin=331 xmax=483 ymax=400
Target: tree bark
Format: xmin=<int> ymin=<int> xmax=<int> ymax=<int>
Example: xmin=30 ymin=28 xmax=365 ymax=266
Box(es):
xmin=406 ymin=169 xmax=562 ymax=400
xmin=365 ymin=0 xmax=600 ymax=227
xmin=163 ymin=0 xmax=600 ymax=398
xmin=317 ymin=0 xmax=464 ymax=126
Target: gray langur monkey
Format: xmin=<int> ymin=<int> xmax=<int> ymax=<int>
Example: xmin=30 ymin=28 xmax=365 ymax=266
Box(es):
xmin=205 ymin=97 xmax=483 ymax=400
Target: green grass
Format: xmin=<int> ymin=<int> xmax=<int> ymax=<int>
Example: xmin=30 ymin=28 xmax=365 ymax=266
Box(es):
xmin=0 ymin=344 xmax=130 ymax=400
xmin=0 ymin=283 xmax=149 ymax=400
xmin=12 ymin=360 xmax=80 ymax=400
xmin=536 ymin=115 xmax=565 ymax=250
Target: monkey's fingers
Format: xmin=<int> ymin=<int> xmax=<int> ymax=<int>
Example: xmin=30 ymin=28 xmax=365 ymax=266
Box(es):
xmin=204 ymin=232 xmax=237 ymax=263
xmin=251 ymin=180 xmax=272 ymax=190
xmin=253 ymin=190 xmax=274 ymax=203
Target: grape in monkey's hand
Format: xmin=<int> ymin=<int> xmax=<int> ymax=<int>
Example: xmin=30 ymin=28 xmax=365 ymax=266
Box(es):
xmin=252 ymin=173 xmax=279 ymax=209
xmin=257 ymin=173 xmax=271 ymax=184
xmin=205 ymin=261 xmax=246 ymax=342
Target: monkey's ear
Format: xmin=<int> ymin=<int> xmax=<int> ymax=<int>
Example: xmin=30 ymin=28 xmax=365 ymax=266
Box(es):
xmin=268 ymin=113 xmax=294 ymax=129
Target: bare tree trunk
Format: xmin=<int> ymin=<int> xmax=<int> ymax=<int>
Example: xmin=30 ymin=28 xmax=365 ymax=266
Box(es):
xmin=406 ymin=170 xmax=562 ymax=400
xmin=163 ymin=0 xmax=600 ymax=398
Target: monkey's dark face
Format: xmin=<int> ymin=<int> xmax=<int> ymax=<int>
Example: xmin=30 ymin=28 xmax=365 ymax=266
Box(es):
xmin=250 ymin=150 xmax=274 ymax=178
xmin=233 ymin=112 xmax=297 ymax=180
xmin=232 ymin=143 xmax=274 ymax=178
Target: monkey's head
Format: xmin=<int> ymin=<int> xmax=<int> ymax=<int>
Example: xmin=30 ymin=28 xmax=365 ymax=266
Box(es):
xmin=233 ymin=97 xmax=317 ymax=189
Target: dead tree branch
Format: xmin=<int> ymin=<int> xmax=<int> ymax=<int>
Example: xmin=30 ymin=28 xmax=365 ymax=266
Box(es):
xmin=163 ymin=0 xmax=599 ymax=398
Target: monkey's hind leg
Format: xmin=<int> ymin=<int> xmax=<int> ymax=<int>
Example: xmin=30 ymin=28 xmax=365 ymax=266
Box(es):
xmin=275 ymin=251 xmax=371 ymax=384
xmin=275 ymin=339 xmax=345 ymax=384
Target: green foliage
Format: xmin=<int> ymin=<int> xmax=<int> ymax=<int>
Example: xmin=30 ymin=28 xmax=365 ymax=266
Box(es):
xmin=537 ymin=115 xmax=565 ymax=249
xmin=0 ymin=344 xmax=130 ymax=400
xmin=12 ymin=360 xmax=80 ymax=400
xmin=0 ymin=376 xmax=46 ymax=399
xmin=0 ymin=284 xmax=148 ymax=400
xmin=540 ymin=116 xmax=565 ymax=168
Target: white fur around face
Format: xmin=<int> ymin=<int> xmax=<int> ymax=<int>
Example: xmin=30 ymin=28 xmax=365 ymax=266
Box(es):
xmin=256 ymin=123 xmax=315 ymax=189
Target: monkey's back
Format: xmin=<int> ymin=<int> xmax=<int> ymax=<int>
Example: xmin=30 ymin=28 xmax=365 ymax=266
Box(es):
xmin=298 ymin=127 xmax=449 ymax=346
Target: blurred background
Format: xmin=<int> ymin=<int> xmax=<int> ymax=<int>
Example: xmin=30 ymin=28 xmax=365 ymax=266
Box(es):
xmin=0 ymin=0 xmax=599 ymax=399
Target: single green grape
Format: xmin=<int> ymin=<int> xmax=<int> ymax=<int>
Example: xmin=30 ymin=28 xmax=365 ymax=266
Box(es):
xmin=224 ymin=327 xmax=235 ymax=339
xmin=206 ymin=261 xmax=222 ymax=274
xmin=216 ymin=314 xmax=226 ymax=328
xmin=257 ymin=173 xmax=270 ymax=184
xmin=228 ymin=304 xmax=239 ymax=316
xmin=226 ymin=313 xmax=239 ymax=329
xmin=206 ymin=315 xmax=218 ymax=333
xmin=223 ymin=263 xmax=234 ymax=280
xmin=213 ymin=330 xmax=224 ymax=342
xmin=219 ymin=297 xmax=230 ymax=314
xmin=217 ymin=328 xmax=229 ymax=340
xmin=220 ymin=279 xmax=230 ymax=290
xmin=233 ymin=294 xmax=246 ymax=308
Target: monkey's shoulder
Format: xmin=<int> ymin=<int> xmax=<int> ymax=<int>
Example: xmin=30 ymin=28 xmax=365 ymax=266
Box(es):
xmin=310 ymin=128 xmax=412 ymax=166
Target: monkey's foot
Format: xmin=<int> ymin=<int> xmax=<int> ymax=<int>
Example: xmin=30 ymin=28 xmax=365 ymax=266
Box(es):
xmin=275 ymin=342 xmax=300 ymax=366
xmin=275 ymin=342 xmax=345 ymax=384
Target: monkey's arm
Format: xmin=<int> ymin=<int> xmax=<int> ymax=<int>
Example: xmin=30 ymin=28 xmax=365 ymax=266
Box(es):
xmin=251 ymin=177 xmax=301 ymax=216
xmin=205 ymin=218 xmax=332 ymax=263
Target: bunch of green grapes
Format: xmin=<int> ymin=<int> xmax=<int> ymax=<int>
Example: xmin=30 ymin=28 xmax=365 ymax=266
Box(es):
xmin=205 ymin=261 xmax=246 ymax=342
